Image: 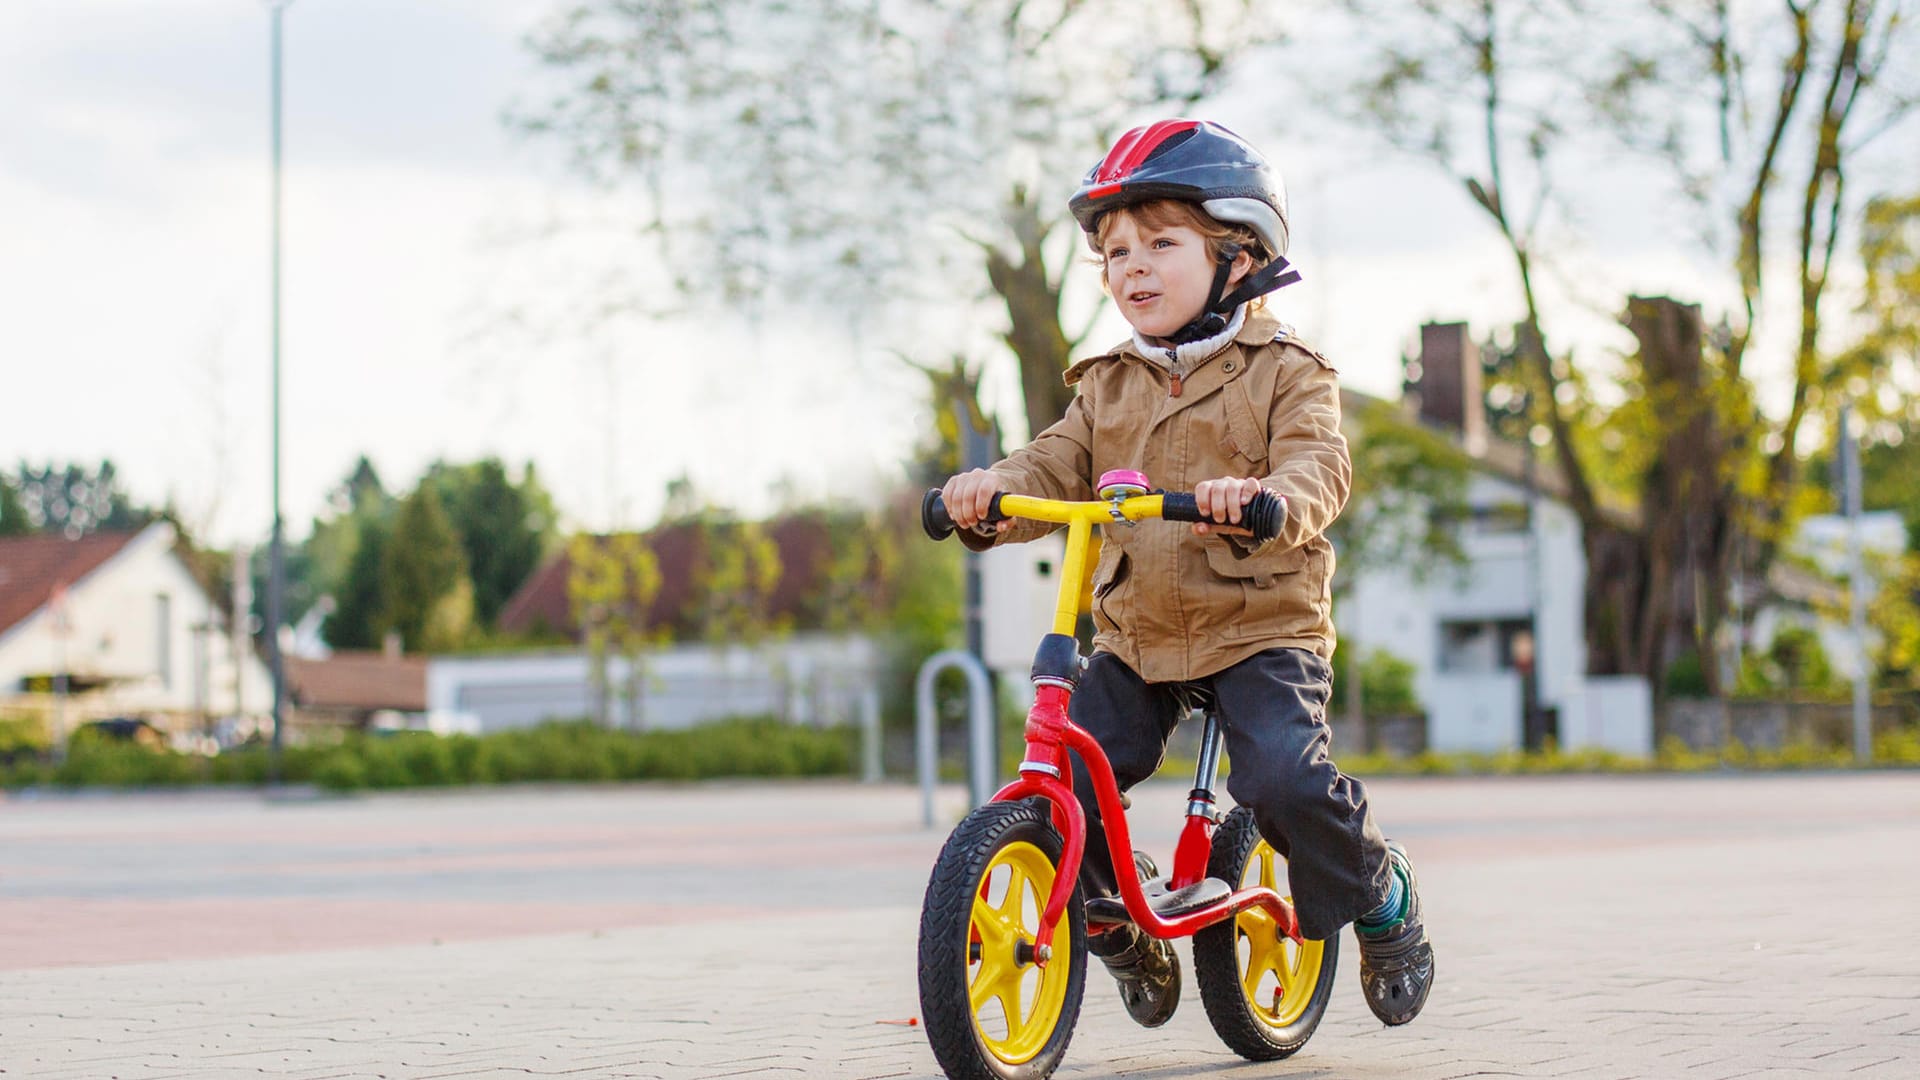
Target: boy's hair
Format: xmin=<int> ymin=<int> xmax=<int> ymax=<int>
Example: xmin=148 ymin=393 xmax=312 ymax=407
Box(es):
xmin=1093 ymin=199 xmax=1272 ymax=295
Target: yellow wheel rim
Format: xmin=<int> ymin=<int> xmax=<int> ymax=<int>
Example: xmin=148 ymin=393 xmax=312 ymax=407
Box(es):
xmin=966 ymin=840 xmax=1072 ymax=1065
xmin=1232 ymin=842 xmax=1326 ymax=1028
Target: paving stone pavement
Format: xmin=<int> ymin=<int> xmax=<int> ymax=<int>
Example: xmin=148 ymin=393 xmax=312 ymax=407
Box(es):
xmin=2 ymin=773 xmax=1917 ymax=1079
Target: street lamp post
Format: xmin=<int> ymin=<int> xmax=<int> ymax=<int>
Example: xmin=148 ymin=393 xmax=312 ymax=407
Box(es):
xmin=266 ymin=0 xmax=294 ymax=779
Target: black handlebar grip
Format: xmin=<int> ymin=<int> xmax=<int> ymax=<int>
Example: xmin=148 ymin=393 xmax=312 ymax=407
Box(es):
xmin=921 ymin=490 xmax=1011 ymax=542
xmin=1159 ymin=492 xmax=1205 ymax=523
xmin=921 ymin=489 xmax=956 ymax=540
xmin=1160 ymin=490 xmax=1287 ymax=544
xmin=1243 ymin=490 xmax=1286 ymax=544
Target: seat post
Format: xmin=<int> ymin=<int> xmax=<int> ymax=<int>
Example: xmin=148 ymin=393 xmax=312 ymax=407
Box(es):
xmin=1168 ymin=708 xmax=1228 ymax=889
xmin=1188 ymin=709 xmax=1225 ymax=819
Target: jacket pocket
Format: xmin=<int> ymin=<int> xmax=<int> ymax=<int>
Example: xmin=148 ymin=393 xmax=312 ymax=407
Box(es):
xmin=1203 ymin=540 xmax=1309 ymax=639
xmin=1221 ymin=384 xmax=1270 ymax=472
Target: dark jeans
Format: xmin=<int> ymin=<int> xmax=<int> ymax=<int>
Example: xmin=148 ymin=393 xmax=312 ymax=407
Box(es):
xmin=1066 ymin=647 xmax=1391 ymax=941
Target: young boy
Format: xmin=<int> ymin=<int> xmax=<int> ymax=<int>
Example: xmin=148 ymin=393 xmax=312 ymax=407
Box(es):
xmin=941 ymin=120 xmax=1434 ymax=1029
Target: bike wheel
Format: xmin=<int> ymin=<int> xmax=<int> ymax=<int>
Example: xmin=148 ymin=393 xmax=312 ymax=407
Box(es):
xmin=918 ymin=800 xmax=1086 ymax=1080
xmin=1192 ymin=806 xmax=1337 ymax=1060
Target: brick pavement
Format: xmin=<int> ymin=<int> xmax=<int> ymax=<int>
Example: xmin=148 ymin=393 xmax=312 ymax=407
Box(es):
xmin=2 ymin=774 xmax=1917 ymax=1078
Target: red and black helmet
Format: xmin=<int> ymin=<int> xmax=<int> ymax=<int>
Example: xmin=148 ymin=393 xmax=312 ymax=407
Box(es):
xmin=1068 ymin=119 xmax=1289 ymax=258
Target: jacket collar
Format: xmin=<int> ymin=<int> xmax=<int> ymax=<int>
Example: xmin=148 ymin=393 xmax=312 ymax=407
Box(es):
xmin=1128 ymin=305 xmax=1247 ymax=372
xmin=1065 ymin=305 xmax=1286 ymax=386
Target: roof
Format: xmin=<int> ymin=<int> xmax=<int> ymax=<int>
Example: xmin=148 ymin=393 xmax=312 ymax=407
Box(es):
xmin=498 ymin=514 xmax=849 ymax=643
xmin=0 ymin=530 xmax=143 ymax=639
xmin=287 ymin=652 xmax=428 ymax=712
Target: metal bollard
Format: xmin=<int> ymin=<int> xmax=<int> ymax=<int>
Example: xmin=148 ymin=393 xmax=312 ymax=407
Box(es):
xmin=915 ymin=650 xmax=996 ymax=828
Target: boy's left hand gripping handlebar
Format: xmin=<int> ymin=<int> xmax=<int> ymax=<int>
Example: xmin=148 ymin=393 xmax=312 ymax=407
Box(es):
xmin=920 ymin=488 xmax=1287 ymax=544
xmin=920 ymin=489 xmax=1007 ymax=541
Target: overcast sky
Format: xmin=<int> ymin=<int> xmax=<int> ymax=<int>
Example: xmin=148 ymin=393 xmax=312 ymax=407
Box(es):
xmin=3 ymin=1 xmax=1898 ymax=547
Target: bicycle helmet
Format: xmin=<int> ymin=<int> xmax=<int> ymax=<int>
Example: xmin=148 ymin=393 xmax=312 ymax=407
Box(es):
xmin=1069 ymin=120 xmax=1300 ymax=343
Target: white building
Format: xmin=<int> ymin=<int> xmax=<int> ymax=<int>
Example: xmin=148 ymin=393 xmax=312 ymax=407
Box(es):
xmin=1339 ymin=323 xmax=1657 ymax=754
xmin=0 ymin=523 xmax=273 ymax=745
xmin=426 ymin=633 xmax=879 ymax=733
xmin=1340 ymin=453 xmax=1654 ymax=755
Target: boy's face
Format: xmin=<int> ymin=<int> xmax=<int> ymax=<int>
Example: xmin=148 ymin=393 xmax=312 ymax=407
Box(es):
xmin=1101 ymin=209 xmax=1243 ymax=344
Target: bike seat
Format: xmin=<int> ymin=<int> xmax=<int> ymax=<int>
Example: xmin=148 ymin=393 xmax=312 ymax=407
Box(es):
xmin=1084 ymin=874 xmax=1234 ymax=926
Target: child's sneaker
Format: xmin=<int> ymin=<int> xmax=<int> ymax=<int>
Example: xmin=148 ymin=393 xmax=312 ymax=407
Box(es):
xmin=1088 ymin=924 xmax=1180 ymax=1027
xmin=1355 ymin=841 xmax=1434 ymax=1025
xmin=1087 ymin=849 xmax=1180 ymax=1027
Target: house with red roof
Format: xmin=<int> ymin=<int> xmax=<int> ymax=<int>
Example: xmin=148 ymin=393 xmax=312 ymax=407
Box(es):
xmin=0 ymin=522 xmax=271 ymax=745
xmin=434 ymin=514 xmax=883 ymax=733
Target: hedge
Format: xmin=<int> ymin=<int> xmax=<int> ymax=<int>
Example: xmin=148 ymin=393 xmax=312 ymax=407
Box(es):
xmin=1 ymin=717 xmax=856 ymax=793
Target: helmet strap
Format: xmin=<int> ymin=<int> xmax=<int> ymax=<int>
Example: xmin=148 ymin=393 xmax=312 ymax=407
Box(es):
xmin=1167 ymin=249 xmax=1302 ymax=345
xmin=1215 ymin=255 xmax=1301 ymax=312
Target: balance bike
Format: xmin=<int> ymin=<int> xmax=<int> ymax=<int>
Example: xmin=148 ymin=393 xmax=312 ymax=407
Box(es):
xmin=914 ymin=470 xmax=1337 ymax=1080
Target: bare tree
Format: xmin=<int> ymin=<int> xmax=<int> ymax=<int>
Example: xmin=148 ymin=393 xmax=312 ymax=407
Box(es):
xmin=1325 ymin=0 xmax=1916 ymax=695
xmin=512 ymin=0 xmax=1282 ymax=437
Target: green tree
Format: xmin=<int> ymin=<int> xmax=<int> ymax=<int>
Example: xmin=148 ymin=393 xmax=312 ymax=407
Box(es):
xmin=299 ymin=456 xmax=396 ymax=638
xmin=424 ymin=458 xmax=559 ymax=628
xmin=326 ymin=516 xmax=391 ymax=650
xmin=306 ymin=458 xmax=393 ymax=597
xmin=813 ymin=509 xmax=897 ymax=637
xmin=0 ymin=476 xmax=28 ymax=537
xmin=9 ymin=461 xmax=152 ymax=538
xmin=381 ymin=485 xmax=471 ymax=652
xmin=1843 ymin=194 xmax=1920 ymax=547
xmin=692 ymin=518 xmax=784 ymax=648
xmin=567 ymin=531 xmax=664 ymax=728
xmin=1869 ymin=553 xmax=1920 ymax=695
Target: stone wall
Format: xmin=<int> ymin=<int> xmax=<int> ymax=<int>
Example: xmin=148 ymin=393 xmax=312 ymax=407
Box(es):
xmin=1661 ymin=699 xmax=1910 ymax=752
xmin=1329 ymin=713 xmax=1427 ymax=758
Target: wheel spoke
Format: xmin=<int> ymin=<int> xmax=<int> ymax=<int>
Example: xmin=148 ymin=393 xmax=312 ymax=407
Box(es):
xmin=1239 ymin=924 xmax=1281 ymax=999
xmin=969 ymin=949 xmax=1017 ymax=1013
xmin=972 ymin=894 xmax=1013 ymax=948
xmin=1274 ymin=939 xmax=1296 ymax=994
xmin=999 ymin=864 xmax=1028 ymax=921
xmin=996 ymin=982 xmax=1025 ymax=1033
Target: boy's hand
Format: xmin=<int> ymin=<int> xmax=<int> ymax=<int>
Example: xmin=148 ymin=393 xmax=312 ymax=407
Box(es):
xmin=1191 ymin=476 xmax=1264 ymax=537
xmin=942 ymin=469 xmax=1013 ymax=534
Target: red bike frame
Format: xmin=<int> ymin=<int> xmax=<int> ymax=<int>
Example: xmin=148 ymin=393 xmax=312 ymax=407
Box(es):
xmin=989 ymin=683 xmax=1303 ymax=967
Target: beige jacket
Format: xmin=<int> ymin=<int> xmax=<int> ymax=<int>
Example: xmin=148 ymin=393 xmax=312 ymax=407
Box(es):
xmin=975 ymin=307 xmax=1350 ymax=682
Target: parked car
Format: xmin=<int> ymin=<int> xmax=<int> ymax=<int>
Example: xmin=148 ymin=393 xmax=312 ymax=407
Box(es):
xmin=74 ymin=717 xmax=168 ymax=749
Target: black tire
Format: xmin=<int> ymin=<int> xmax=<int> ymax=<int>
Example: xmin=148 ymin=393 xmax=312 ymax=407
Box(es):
xmin=918 ymin=801 xmax=1087 ymax=1080
xmin=1191 ymin=806 xmax=1337 ymax=1060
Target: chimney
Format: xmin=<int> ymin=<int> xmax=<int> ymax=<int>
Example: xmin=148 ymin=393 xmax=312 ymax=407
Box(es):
xmin=1415 ymin=322 xmax=1487 ymax=455
xmin=383 ymin=630 xmax=403 ymax=660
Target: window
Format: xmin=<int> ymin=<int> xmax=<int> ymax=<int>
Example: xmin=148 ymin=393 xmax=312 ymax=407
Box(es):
xmin=1438 ymin=618 xmax=1535 ymax=673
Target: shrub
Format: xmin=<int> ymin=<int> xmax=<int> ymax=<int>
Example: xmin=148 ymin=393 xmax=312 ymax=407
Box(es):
xmin=1332 ymin=645 xmax=1423 ymax=716
xmin=0 ymin=714 xmax=50 ymax=762
xmin=313 ymin=751 xmax=368 ymax=792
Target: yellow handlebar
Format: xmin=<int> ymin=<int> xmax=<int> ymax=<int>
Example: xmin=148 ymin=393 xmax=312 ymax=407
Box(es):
xmin=920 ymin=486 xmax=1285 ymax=639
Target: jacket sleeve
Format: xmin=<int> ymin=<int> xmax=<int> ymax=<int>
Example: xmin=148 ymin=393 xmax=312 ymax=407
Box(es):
xmin=1255 ymin=350 xmax=1351 ymax=553
xmin=955 ymin=386 xmax=1097 ymax=551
